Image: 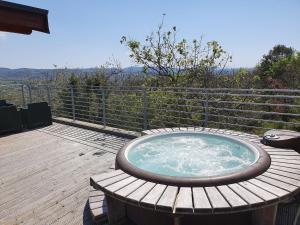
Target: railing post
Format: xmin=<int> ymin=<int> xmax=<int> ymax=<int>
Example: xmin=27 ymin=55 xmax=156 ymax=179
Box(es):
xmin=204 ymin=88 xmax=209 ymax=127
xmin=46 ymin=85 xmax=52 ymax=109
xmin=102 ymin=89 xmax=106 ymax=126
xmin=28 ymin=84 xmax=32 ymax=104
xmin=21 ymin=85 xmax=26 ymax=107
xmin=143 ymin=88 xmax=148 ymax=130
xmin=70 ymin=86 xmax=75 ymax=121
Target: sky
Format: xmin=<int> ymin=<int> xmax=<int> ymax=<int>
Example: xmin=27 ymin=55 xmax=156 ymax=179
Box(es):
xmin=0 ymin=0 xmax=300 ymax=69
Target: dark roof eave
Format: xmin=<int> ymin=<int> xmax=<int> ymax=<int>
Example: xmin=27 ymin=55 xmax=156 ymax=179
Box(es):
xmin=0 ymin=0 xmax=50 ymax=35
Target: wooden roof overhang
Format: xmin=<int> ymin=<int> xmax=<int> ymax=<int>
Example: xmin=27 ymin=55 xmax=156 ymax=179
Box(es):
xmin=0 ymin=0 xmax=49 ymax=34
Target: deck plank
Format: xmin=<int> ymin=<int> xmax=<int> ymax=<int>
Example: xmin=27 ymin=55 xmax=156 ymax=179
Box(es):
xmin=175 ymin=187 xmax=193 ymax=213
xmin=239 ymin=181 xmax=277 ymax=201
xmin=270 ymin=165 xmax=300 ymax=175
xmin=115 ymin=179 xmax=146 ymax=198
xmin=140 ymin=184 xmax=166 ymax=208
xmin=217 ymin=185 xmax=247 ymax=208
xmin=228 ymin=183 xmax=263 ymax=205
xmin=156 ymin=186 xmax=178 ymax=212
xmin=205 ymin=186 xmax=230 ymax=211
xmin=126 ymin=182 xmax=156 ymax=203
xmin=96 ymin=173 xmax=131 ymax=188
xmin=192 ymin=187 xmax=212 ymax=212
xmin=105 ymin=176 xmax=137 ymax=193
xmin=248 ymin=178 xmax=289 ymax=197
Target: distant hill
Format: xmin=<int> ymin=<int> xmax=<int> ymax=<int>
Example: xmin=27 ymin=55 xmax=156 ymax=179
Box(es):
xmin=0 ymin=67 xmax=146 ymax=80
xmin=0 ymin=67 xmax=253 ymax=80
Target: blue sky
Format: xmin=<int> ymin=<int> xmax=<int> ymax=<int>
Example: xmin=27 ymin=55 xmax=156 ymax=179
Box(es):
xmin=0 ymin=0 xmax=299 ymax=69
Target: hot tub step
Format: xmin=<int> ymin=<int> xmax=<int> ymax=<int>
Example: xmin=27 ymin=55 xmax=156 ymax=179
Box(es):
xmin=89 ymin=186 xmax=108 ymax=224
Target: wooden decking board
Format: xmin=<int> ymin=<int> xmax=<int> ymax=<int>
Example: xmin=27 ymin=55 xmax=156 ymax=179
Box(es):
xmin=269 ymin=167 xmax=300 ymax=177
xmin=105 ymin=176 xmax=137 ymax=193
xmin=115 ymin=179 xmax=146 ymax=197
xmin=192 ymin=187 xmax=212 ymax=211
xmin=174 ymin=187 xmax=193 ymax=213
xmin=89 ymin=200 xmax=107 ymax=210
xmin=156 ymin=185 xmax=178 ymax=211
xmin=271 ymin=158 xmax=300 ymax=165
xmin=217 ymin=185 xmax=247 ymax=208
xmin=271 ymin=155 xmax=300 ymax=160
xmin=91 ymin=170 xmax=124 ymax=183
xmin=268 ymin=151 xmax=300 ymax=156
xmin=96 ymin=173 xmax=131 ymax=188
xmin=0 ymin=123 xmax=128 ymax=225
xmin=239 ymin=181 xmax=277 ymax=201
xmin=228 ymin=183 xmax=263 ymax=205
xmin=204 ymin=186 xmax=230 ymax=210
xmin=126 ymin=182 xmax=156 ymax=203
xmin=89 ymin=195 xmax=105 ymax=203
xmin=248 ymin=178 xmax=289 ymax=196
xmin=140 ymin=184 xmax=166 ymax=208
xmin=268 ymin=168 xmax=300 ymax=181
xmin=272 ymin=161 xmax=300 ymax=170
xmin=260 ymin=173 xmax=300 ymax=189
xmin=41 ymin=129 xmax=122 ymax=154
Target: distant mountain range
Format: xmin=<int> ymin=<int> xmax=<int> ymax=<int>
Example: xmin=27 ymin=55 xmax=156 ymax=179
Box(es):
xmin=0 ymin=67 xmax=145 ymax=80
xmin=0 ymin=67 xmax=251 ymax=80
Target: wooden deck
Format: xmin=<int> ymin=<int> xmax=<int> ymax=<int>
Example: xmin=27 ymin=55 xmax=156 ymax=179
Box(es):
xmin=0 ymin=122 xmax=129 ymax=225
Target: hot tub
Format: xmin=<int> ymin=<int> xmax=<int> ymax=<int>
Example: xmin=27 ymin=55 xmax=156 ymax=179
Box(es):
xmin=91 ymin=128 xmax=300 ymax=225
xmin=116 ymin=131 xmax=271 ymax=186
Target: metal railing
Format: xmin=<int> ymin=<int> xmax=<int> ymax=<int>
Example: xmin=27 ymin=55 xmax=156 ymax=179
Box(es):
xmin=1 ymin=84 xmax=300 ymax=134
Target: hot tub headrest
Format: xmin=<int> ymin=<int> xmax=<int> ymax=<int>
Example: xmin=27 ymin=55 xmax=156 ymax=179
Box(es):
xmin=262 ymin=129 xmax=300 ymax=152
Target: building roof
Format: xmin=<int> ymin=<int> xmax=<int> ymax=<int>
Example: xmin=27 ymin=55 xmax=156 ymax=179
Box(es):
xmin=0 ymin=0 xmax=49 ymax=34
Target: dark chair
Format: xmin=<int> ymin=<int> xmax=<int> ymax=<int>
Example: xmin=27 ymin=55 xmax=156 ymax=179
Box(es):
xmin=0 ymin=100 xmax=13 ymax=108
xmin=0 ymin=100 xmax=7 ymax=106
xmin=0 ymin=105 xmax=22 ymax=134
xmin=26 ymin=102 xmax=52 ymax=129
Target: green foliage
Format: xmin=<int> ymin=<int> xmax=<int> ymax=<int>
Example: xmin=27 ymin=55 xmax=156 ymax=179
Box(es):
xmin=255 ymin=44 xmax=299 ymax=88
xmin=121 ymin=20 xmax=231 ymax=86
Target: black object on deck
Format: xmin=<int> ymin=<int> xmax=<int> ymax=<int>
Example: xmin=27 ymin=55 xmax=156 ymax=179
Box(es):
xmin=23 ymin=102 xmax=52 ymax=129
xmin=0 ymin=99 xmax=13 ymax=107
xmin=0 ymin=105 xmax=22 ymax=134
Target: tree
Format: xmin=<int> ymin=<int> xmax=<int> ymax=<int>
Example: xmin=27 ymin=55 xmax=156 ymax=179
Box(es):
xmin=121 ymin=16 xmax=231 ymax=87
xmin=256 ymin=45 xmax=296 ymax=87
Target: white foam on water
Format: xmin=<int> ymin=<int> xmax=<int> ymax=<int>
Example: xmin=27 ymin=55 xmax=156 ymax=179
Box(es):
xmin=127 ymin=133 xmax=257 ymax=177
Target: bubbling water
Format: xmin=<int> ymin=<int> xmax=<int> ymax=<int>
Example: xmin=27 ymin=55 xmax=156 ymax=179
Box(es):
xmin=126 ymin=133 xmax=257 ymax=177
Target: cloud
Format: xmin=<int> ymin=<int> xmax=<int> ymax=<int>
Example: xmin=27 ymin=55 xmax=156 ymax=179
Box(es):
xmin=0 ymin=32 xmax=8 ymax=40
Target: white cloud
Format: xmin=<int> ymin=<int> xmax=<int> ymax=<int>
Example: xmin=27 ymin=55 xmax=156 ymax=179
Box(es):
xmin=0 ymin=32 xmax=8 ymax=40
